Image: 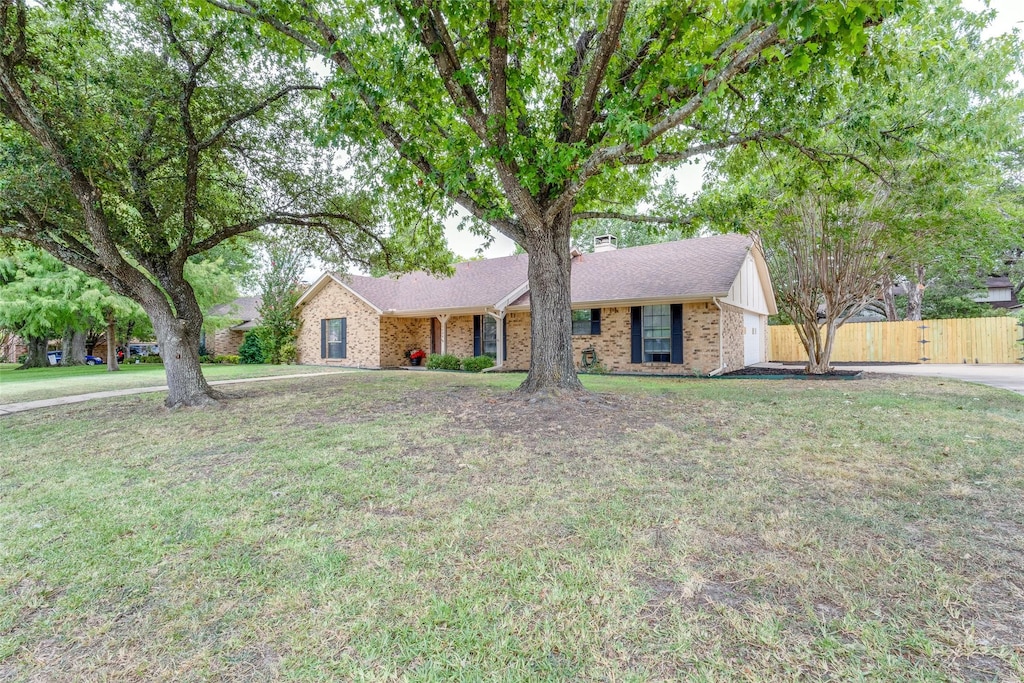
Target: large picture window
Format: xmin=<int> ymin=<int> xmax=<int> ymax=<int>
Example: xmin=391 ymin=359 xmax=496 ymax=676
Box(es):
xmin=643 ymin=305 xmax=671 ymax=362
xmin=326 ymin=318 xmax=346 ymax=359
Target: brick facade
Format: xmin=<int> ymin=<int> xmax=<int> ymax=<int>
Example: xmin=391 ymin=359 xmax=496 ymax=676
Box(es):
xmin=296 ymin=280 xmax=383 ymax=367
xmin=297 ymin=282 xmax=753 ymax=374
xmin=211 ymin=329 xmax=245 ymax=357
xmin=379 ymin=317 xmax=432 ymax=367
xmin=718 ymin=303 xmax=746 ymax=374
xmin=506 ymin=303 xmax=726 ymax=374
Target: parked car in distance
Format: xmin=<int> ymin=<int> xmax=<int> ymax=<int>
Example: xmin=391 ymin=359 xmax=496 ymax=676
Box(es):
xmin=46 ymin=351 xmax=104 ymax=366
xmin=129 ymin=343 xmax=159 ymax=357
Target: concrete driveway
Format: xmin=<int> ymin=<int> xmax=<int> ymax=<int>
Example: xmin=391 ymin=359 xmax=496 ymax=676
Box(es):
xmin=837 ymin=364 xmax=1024 ymax=396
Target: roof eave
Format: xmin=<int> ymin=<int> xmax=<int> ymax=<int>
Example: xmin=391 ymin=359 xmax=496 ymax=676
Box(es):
xmin=506 ymin=293 xmax=731 ymax=312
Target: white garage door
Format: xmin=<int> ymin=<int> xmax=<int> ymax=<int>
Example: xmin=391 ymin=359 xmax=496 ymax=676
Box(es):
xmin=743 ymin=312 xmax=762 ymax=366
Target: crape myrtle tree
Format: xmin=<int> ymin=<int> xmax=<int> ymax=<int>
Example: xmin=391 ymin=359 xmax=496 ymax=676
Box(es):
xmin=764 ymin=185 xmax=902 ymax=374
xmin=209 ymin=0 xmax=900 ymax=394
xmin=0 ymin=1 xmax=432 ymax=407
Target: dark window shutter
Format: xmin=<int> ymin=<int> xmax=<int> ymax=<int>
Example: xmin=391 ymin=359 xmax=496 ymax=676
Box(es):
xmin=591 ymin=308 xmax=601 ymax=336
xmin=473 ymin=315 xmax=481 ymax=356
xmin=320 ymin=319 xmax=327 ymax=359
xmin=671 ymin=304 xmax=683 ymax=364
xmin=630 ymin=307 xmax=642 ymax=363
xmin=502 ymin=317 xmax=507 ymax=361
xmin=340 ymin=318 xmax=347 ymax=359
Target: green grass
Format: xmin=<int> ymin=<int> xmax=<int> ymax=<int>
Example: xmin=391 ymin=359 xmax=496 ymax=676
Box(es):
xmin=0 ymin=363 xmax=345 ymax=404
xmin=1 ymin=372 xmax=1022 ymax=681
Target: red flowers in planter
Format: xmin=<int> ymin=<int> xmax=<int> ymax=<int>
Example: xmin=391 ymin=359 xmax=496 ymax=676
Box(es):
xmin=409 ymin=349 xmax=426 ymax=361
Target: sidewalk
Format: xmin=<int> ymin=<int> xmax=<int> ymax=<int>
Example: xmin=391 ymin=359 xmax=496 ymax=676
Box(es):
xmin=0 ymin=370 xmax=355 ymax=416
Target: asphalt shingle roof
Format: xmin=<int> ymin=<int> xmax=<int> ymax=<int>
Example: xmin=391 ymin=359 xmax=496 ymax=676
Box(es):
xmin=337 ymin=233 xmax=754 ymax=312
xmin=208 ymin=296 xmax=262 ymax=327
xmin=510 ymin=233 xmax=754 ymax=307
xmin=337 ymin=254 xmax=529 ymax=312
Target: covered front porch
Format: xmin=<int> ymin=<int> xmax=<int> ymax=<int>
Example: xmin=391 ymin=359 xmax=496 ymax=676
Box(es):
xmin=378 ymin=309 xmax=512 ymax=368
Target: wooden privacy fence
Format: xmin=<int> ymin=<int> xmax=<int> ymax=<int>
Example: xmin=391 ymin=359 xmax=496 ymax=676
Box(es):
xmin=769 ymin=317 xmax=1023 ymax=364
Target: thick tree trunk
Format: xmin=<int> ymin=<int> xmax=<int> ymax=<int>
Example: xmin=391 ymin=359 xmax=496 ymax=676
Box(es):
xmin=18 ymin=336 xmax=49 ymax=369
xmin=517 ymin=210 xmax=585 ymax=395
xmin=147 ymin=305 xmax=219 ymax=408
xmin=106 ymin=314 xmax=120 ymax=372
xmin=904 ymin=264 xmax=926 ymax=321
xmin=60 ymin=327 xmax=87 ymax=365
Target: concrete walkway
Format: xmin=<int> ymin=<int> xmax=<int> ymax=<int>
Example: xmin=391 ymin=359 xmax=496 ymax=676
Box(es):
xmin=844 ymin=364 xmax=1024 ymax=396
xmin=0 ymin=370 xmax=355 ymax=416
xmin=763 ymin=363 xmax=1024 ymax=396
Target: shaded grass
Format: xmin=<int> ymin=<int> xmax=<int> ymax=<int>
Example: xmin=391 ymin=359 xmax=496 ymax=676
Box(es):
xmin=0 ymin=363 xmax=344 ymax=404
xmin=1 ymin=371 xmax=1022 ymax=681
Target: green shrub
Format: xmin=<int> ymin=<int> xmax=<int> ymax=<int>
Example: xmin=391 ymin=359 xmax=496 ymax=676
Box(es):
xmin=238 ymin=331 xmax=265 ymax=364
xmin=213 ymin=354 xmax=239 ymax=364
xmin=198 ymin=354 xmax=212 ymax=364
xmin=461 ymin=355 xmax=495 ymax=373
xmin=426 ymin=353 xmax=461 ymax=370
xmin=137 ymin=354 xmax=162 ymax=364
xmin=279 ymin=340 xmax=297 ymax=364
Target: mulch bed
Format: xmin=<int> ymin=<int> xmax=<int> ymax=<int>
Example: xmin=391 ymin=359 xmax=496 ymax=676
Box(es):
xmin=722 ymin=367 xmax=862 ymax=379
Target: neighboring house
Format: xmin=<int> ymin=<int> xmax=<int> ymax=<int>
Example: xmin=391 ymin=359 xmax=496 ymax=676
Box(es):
xmin=0 ymin=334 xmax=27 ymax=363
xmin=295 ymin=234 xmax=776 ymax=375
xmin=973 ymin=276 xmax=1021 ymax=310
xmin=206 ymin=296 xmax=262 ymax=356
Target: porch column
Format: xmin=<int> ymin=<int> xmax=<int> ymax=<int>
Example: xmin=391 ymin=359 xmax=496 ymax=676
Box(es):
xmin=437 ymin=314 xmax=449 ymax=355
xmin=488 ymin=310 xmax=506 ymax=368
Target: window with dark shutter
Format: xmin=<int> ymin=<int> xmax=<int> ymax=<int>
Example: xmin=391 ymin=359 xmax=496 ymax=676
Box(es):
xmin=670 ymin=304 xmax=683 ymax=364
xmin=571 ymin=309 xmax=593 ymax=335
xmin=630 ymin=307 xmax=642 ymax=363
xmin=590 ymin=308 xmax=601 ymax=335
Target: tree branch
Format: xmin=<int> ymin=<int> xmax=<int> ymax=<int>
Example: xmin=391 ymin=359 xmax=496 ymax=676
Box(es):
xmin=547 ymin=22 xmax=782 ymax=222
xmin=570 ymin=0 xmax=629 ymax=144
xmin=556 ymin=28 xmax=597 ymax=143
xmin=487 ymin=0 xmax=510 ymax=149
xmin=199 ymin=84 xmax=321 ymax=151
xmin=618 ymin=128 xmax=788 ymax=165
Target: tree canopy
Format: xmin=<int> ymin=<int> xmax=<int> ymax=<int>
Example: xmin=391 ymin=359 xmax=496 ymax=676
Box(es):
xmin=210 ymin=0 xmax=904 ymax=393
xmin=0 ymin=0 xmax=422 ymax=405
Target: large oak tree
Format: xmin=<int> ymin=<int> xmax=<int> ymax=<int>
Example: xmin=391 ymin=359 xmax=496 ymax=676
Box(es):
xmin=209 ymin=0 xmax=900 ymax=394
xmin=0 ymin=0 xmax=412 ymax=406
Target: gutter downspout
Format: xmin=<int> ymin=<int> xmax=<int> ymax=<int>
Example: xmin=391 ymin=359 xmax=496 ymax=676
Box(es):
xmin=708 ymin=297 xmax=728 ymax=377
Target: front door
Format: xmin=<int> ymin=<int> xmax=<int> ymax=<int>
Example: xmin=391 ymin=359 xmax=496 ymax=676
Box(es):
xmin=431 ymin=318 xmax=441 ymax=354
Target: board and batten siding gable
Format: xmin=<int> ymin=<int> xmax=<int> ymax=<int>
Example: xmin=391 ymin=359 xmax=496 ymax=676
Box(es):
xmin=722 ymin=252 xmax=773 ymax=315
xmin=295 ymin=279 xmax=382 ymax=367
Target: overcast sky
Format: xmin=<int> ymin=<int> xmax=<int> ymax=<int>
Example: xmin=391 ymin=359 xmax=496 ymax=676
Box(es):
xmin=442 ymin=0 xmax=1024 ymax=261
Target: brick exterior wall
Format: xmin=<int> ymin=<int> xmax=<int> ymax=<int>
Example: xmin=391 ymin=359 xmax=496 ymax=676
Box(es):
xmin=506 ymin=302 xmax=727 ymax=374
xmin=380 ymin=317 xmax=432 ymax=367
xmin=294 ymin=281 xmax=755 ymax=374
xmin=443 ymin=315 xmax=476 ymax=358
xmin=211 ymin=329 xmax=245 ymax=357
xmin=718 ymin=303 xmax=746 ymax=373
xmin=296 ymin=280 xmax=382 ymax=367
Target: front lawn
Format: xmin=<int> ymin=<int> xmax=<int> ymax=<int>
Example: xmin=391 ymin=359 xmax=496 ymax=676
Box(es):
xmin=0 ymin=363 xmax=345 ymax=404
xmin=1 ymin=372 xmax=1022 ymax=681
